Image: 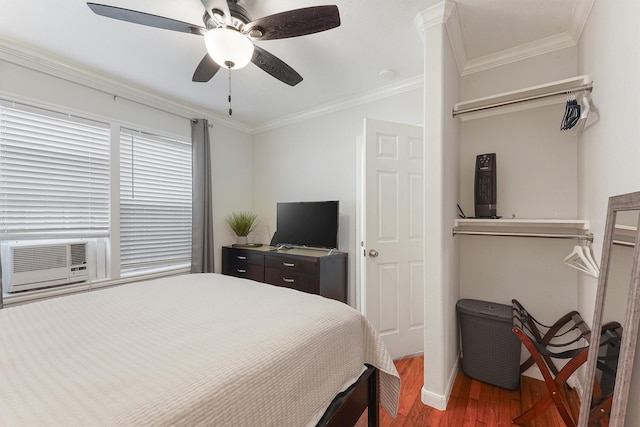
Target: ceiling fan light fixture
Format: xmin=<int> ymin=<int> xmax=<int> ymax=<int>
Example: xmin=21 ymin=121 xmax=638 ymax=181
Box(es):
xmin=204 ymin=27 xmax=254 ymax=69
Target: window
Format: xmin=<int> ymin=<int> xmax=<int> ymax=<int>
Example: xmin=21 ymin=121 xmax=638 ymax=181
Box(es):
xmin=0 ymin=99 xmax=193 ymax=290
xmin=0 ymin=101 xmax=110 ymax=239
xmin=120 ymin=128 xmax=192 ymax=275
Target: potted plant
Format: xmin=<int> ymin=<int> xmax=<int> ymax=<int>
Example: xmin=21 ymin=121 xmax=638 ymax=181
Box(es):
xmin=225 ymin=211 xmax=258 ymax=245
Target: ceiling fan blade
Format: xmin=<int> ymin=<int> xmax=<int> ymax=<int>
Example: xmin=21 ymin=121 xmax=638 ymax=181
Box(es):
xmin=192 ymin=54 xmax=221 ymax=83
xmin=251 ymin=45 xmax=302 ymax=86
xmin=243 ymin=5 xmax=340 ymax=41
xmin=87 ymin=3 xmax=206 ymax=35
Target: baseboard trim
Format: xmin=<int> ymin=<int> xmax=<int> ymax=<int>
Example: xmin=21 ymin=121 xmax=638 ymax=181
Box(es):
xmin=421 ymin=386 xmax=447 ymax=411
xmin=420 ymin=355 xmax=459 ymax=411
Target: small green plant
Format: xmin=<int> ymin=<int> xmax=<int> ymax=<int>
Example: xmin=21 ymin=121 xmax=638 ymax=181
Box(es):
xmin=225 ymin=211 xmax=258 ymax=237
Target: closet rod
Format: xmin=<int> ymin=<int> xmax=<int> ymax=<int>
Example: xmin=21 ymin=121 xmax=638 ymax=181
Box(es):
xmin=452 ymin=82 xmax=593 ymax=117
xmin=453 ymin=230 xmax=594 ymax=242
xmin=613 ymin=240 xmax=635 ymax=247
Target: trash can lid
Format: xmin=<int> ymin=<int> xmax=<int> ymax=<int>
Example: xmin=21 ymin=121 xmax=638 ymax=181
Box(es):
xmin=456 ymin=299 xmax=512 ymax=320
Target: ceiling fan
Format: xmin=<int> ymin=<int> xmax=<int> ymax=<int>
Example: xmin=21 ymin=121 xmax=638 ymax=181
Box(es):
xmin=87 ymin=0 xmax=341 ymax=87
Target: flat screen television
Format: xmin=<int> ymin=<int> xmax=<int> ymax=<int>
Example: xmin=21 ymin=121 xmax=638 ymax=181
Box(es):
xmin=274 ymin=201 xmax=339 ymax=249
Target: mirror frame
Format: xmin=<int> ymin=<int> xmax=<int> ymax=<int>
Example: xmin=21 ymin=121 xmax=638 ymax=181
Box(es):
xmin=578 ymin=191 xmax=640 ymax=426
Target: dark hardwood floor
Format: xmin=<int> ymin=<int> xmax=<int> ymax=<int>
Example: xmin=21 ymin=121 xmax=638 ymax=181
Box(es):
xmin=356 ymin=354 xmax=571 ymax=426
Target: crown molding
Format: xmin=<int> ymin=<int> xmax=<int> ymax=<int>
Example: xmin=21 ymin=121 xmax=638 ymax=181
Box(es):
xmin=442 ymin=4 xmax=465 ymax=75
xmin=441 ymin=0 xmax=595 ymax=76
xmin=1 ymin=37 xmax=424 ymax=135
xmin=0 ymin=38 xmax=252 ymax=133
xmin=568 ymin=0 xmax=596 ymax=42
xmin=251 ymin=75 xmax=424 ymax=134
xmin=414 ymin=1 xmax=456 ymax=40
xmin=460 ymin=32 xmax=577 ymax=76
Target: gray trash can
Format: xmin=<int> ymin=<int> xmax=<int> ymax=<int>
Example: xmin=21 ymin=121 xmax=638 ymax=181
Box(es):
xmin=456 ymin=299 xmax=521 ymax=390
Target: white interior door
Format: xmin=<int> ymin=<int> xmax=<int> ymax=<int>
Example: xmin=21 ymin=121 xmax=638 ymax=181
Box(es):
xmin=361 ymin=118 xmax=424 ymax=359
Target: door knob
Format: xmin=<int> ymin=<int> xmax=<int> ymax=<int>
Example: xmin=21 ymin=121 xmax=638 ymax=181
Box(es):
xmin=368 ymin=249 xmax=379 ymax=257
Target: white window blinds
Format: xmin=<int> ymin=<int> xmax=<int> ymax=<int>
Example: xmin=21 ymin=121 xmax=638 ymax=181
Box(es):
xmin=120 ymin=128 xmax=192 ymax=274
xmin=0 ymin=101 xmax=110 ymax=238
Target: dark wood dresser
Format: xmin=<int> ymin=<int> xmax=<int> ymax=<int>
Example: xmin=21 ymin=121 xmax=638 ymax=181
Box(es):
xmin=221 ymin=245 xmax=347 ymax=303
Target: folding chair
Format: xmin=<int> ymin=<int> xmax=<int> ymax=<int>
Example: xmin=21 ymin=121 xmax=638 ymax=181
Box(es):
xmin=512 ymin=299 xmax=590 ymax=426
xmin=511 ymin=299 xmax=622 ymax=427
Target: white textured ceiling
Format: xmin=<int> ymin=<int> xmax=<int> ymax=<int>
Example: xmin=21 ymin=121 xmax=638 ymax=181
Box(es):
xmin=0 ymin=0 xmax=591 ymax=130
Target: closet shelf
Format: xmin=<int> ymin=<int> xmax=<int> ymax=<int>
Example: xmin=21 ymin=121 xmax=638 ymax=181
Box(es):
xmin=453 ymin=75 xmax=592 ymax=120
xmin=453 ymin=219 xmax=592 ymax=241
xmin=613 ymin=225 xmax=637 ymax=247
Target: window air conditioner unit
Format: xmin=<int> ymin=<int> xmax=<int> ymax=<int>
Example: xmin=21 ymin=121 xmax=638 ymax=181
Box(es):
xmin=1 ymin=241 xmax=89 ymax=293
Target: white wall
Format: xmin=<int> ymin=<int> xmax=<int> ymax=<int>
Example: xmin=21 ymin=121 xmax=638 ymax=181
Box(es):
xmin=578 ymin=1 xmax=640 ymax=424
xmin=0 ymin=50 xmax=253 ymax=276
xmin=577 ymin=0 xmax=640 ymax=322
xmin=211 ymin=124 xmax=254 ymax=270
xmin=251 ymin=89 xmax=424 ymax=305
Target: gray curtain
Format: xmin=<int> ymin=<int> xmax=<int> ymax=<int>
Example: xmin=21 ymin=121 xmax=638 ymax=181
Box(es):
xmin=0 ymin=259 xmax=3 ymax=309
xmin=191 ymin=119 xmax=215 ymax=273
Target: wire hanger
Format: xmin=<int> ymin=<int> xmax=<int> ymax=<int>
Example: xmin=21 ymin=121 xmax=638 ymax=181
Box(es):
xmin=561 ymin=90 xmax=581 ymax=131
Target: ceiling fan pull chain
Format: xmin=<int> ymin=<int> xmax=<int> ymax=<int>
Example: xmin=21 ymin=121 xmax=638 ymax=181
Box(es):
xmin=227 ymin=65 xmax=232 ymax=116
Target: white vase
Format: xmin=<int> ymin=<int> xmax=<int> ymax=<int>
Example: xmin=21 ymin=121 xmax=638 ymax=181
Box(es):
xmin=236 ymin=236 xmax=248 ymax=245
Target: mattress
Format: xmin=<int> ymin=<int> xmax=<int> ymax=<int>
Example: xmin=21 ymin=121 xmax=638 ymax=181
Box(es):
xmin=0 ymin=273 xmax=400 ymax=426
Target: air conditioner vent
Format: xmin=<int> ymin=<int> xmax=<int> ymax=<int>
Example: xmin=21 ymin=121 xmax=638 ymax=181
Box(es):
xmin=12 ymin=245 xmax=68 ymax=273
xmin=70 ymin=243 xmax=87 ymax=266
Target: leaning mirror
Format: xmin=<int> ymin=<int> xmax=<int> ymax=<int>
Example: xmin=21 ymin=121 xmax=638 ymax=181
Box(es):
xmin=578 ymin=192 xmax=640 ymax=426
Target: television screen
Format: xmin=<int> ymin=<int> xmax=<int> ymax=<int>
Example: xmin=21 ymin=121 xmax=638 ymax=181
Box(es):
xmin=275 ymin=201 xmax=339 ymax=249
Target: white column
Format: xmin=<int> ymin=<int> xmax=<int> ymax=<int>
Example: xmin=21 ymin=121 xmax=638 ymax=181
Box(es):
xmin=414 ymin=1 xmax=460 ymax=410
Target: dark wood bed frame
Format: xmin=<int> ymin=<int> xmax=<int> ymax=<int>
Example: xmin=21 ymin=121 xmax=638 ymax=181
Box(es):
xmin=316 ymin=364 xmax=379 ymax=427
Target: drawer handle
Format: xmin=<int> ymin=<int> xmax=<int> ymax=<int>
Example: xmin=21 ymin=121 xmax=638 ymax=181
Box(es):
xmin=236 ymin=269 xmax=247 ymax=273
xmin=283 ymin=262 xmax=295 ymax=267
xmin=283 ymin=278 xmax=295 ymax=283
xmin=237 ymin=256 xmax=247 ymax=260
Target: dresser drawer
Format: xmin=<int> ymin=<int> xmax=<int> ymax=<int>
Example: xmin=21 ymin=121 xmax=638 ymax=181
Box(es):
xmin=265 ymin=267 xmax=319 ymax=294
xmin=226 ymin=263 xmax=264 ymax=282
xmin=222 ymin=247 xmax=265 ymax=282
xmin=265 ymin=254 xmax=318 ymax=274
xmin=225 ymin=248 xmax=265 ymax=266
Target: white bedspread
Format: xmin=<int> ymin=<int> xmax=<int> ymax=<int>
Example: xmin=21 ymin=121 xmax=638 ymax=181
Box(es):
xmin=0 ymin=273 xmax=400 ymax=426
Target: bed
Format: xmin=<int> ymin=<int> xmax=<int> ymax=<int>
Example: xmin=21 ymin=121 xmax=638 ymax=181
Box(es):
xmin=0 ymin=273 xmax=400 ymax=426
